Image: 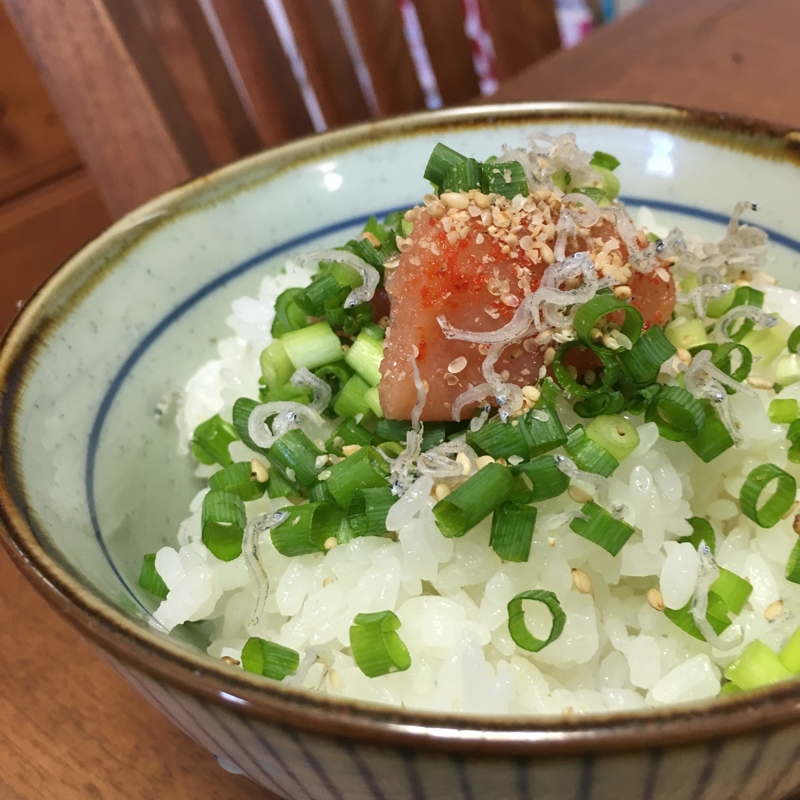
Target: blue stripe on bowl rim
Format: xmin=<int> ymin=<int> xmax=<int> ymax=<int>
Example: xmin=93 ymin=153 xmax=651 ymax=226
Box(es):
xmin=84 ymin=197 xmax=800 ymax=614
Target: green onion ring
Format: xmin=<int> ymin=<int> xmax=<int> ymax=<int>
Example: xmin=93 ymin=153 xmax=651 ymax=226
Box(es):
xmin=507 ymin=590 xmax=567 ymax=652
xmin=789 ymin=326 xmax=800 ymax=355
xmin=573 ymin=295 xmax=643 ymax=346
xmin=552 ymin=341 xmax=620 ymax=398
xmin=644 ymin=385 xmax=706 ymax=442
xmin=740 ymin=463 xmax=797 ymax=528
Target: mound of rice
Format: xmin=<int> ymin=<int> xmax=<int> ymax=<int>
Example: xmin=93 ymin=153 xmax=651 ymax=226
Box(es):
xmin=152 ymin=212 xmax=800 ymax=716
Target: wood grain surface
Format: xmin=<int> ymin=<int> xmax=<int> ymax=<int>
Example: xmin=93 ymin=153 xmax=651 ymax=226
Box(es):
xmin=2 ymin=0 xmax=799 ymax=798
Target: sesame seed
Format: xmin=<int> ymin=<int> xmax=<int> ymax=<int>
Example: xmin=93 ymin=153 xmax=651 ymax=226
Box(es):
xmin=675 ymin=348 xmax=692 ymax=366
xmin=322 ymin=577 xmax=334 ymax=588
xmin=250 ymin=458 xmax=269 ymax=483
xmin=655 ymin=267 xmax=671 ymax=282
xmin=522 ymin=385 xmax=541 ymax=402
xmin=547 ymin=537 xmax=556 ymax=547
xmin=318 ymin=469 xmax=332 ymax=481
xmin=328 ymin=668 xmax=343 ymax=688
xmin=360 ymin=231 xmax=381 ymax=247
xmin=746 ymin=376 xmax=774 ymax=390
xmin=221 ymin=656 xmax=241 ymax=666
xmin=543 ymin=347 xmax=556 ymax=366
xmin=456 ymin=452 xmax=472 ymax=476
xmin=476 ymin=455 xmax=495 ymax=470
xmin=765 ymin=599 xmax=784 ymax=621
xmin=571 ymin=568 xmax=593 ymax=594
xmin=433 ymin=483 xmax=451 ymax=501
xmin=448 ymin=356 xmax=467 ymax=374
xmin=501 ymin=293 xmax=520 ymax=307
xmin=324 ymin=537 xmax=338 ymax=551
xmin=568 ymin=485 xmax=592 ymax=504
xmin=341 ymin=444 xmax=362 ymax=457
xmin=647 ymin=588 xmax=665 ymax=612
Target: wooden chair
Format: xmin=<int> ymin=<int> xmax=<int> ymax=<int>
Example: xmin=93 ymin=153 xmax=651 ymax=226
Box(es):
xmin=2 ymin=0 xmax=560 ymax=218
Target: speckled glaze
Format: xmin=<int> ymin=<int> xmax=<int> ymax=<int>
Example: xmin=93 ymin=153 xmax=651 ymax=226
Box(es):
xmin=4 ymin=103 xmax=800 ymax=800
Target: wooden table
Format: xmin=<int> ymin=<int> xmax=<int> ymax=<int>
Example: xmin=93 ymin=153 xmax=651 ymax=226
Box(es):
xmin=1 ymin=0 xmax=798 ymax=796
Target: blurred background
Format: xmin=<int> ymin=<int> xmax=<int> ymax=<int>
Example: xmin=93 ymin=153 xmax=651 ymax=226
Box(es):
xmin=0 ymin=0 xmax=649 ymax=334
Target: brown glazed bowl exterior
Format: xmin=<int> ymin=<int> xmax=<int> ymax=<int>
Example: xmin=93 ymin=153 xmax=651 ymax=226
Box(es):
xmin=3 ymin=102 xmax=800 ymax=800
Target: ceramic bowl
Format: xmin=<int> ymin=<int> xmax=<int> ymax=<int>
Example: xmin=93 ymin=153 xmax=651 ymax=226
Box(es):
xmin=4 ymin=102 xmax=800 ymax=800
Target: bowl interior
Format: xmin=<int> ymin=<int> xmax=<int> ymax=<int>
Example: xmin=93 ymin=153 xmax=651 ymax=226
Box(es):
xmin=5 ymin=105 xmax=800 ymax=702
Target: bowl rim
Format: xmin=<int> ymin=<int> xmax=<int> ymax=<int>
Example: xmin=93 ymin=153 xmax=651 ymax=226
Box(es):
xmin=3 ymin=100 xmax=800 ymax=756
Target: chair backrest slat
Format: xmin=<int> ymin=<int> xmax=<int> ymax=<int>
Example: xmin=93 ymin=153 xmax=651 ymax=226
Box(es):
xmin=3 ymin=0 xmax=561 ymax=217
xmin=409 ymin=0 xmax=480 ymax=107
xmin=3 ymin=0 xmax=191 ymax=218
xmin=477 ymin=0 xmax=561 ymax=81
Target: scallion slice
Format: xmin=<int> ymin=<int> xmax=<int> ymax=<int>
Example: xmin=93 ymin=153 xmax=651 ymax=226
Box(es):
xmin=512 ymin=455 xmax=570 ymax=503
xmin=585 ymin=415 xmax=640 ymax=462
xmin=202 ymin=489 xmax=246 ymax=561
xmin=520 ymin=407 xmax=567 ymax=457
xmin=326 ymin=418 xmax=373 ymax=454
xmin=625 ymin=384 xmax=661 ymax=416
xmin=334 ymin=374 xmax=372 ymax=418
xmin=490 ymin=502 xmax=537 ymax=562
xmin=267 ymin=429 xmax=325 ymax=487
xmin=573 ymin=295 xmax=643 ymax=347
xmin=724 ymin=640 xmax=793 ymax=691
xmin=686 ymin=403 xmax=735 ymax=463
xmin=424 ymin=143 xmax=468 ymax=190
xmin=590 ymin=151 xmax=620 ymax=171
xmin=740 ymin=463 xmax=797 ymax=528
xmin=618 ymin=324 xmax=676 ymax=383
xmin=441 ymin=157 xmax=482 ymax=193
xmin=727 ymin=286 xmax=765 ymax=342
xmin=645 ymin=385 xmax=706 ymax=442
xmin=344 ymin=329 xmax=384 ymax=387
xmin=433 ymin=463 xmax=514 ymax=538
xmin=664 ymin=591 xmax=731 ymax=641
xmin=209 ymin=461 xmax=268 ymax=502
xmin=266 ymin=469 xmax=295 ymax=500
xmin=138 ymin=553 xmax=169 ymax=600
xmin=241 ymin=637 xmax=300 ymax=680
xmin=350 ymin=611 xmax=411 ymax=677
xmin=534 ymin=378 xmax=561 ymax=408
xmin=259 ymin=340 xmax=295 ymax=390
xmin=270 ymin=502 xmax=342 ymax=556
xmin=348 ymin=487 xmax=396 ymax=537
xmin=281 ymin=322 xmax=344 ymax=371
xmin=467 ymin=414 xmax=530 ymax=460
xmin=314 ymin=363 xmax=354 ymax=412
xmin=481 ymin=161 xmax=529 ymax=199
xmin=574 ymin=390 xmax=626 ymax=418
xmin=191 ymin=414 xmax=239 ymax=467
xmin=232 ymin=397 xmax=269 ymax=456
xmin=789 ymin=326 xmax=800 ymax=355
xmin=779 ymin=627 xmax=800 ymax=672
xmin=569 ymin=502 xmax=634 ymax=555
xmin=678 ymin=516 xmax=716 ymax=554
xmin=665 ymin=317 xmax=711 ymax=350
xmin=271 ymin=287 xmax=307 ymax=338
xmin=565 ymin=425 xmax=619 ymax=477
xmin=713 ymin=567 xmax=753 ymax=615
xmin=769 ymin=398 xmax=799 ymax=424
xmin=785 ymin=537 xmax=800 ymax=584
xmin=552 ymin=341 xmax=620 ymax=398
xmin=325 ymin=446 xmax=391 ymax=509
xmin=507 ymin=590 xmax=566 ymax=652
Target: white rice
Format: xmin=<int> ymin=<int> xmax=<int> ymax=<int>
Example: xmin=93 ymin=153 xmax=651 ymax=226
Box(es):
xmin=152 ymin=237 xmax=800 ymax=716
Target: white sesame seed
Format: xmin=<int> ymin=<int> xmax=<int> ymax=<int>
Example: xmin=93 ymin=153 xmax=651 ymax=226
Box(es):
xmin=322 ymin=577 xmax=334 ymax=588
xmin=448 ymin=356 xmax=467 ymax=374
xmin=765 ymin=600 xmax=784 ymax=621
xmin=676 ymin=348 xmax=692 ymax=366
xmin=341 ymin=444 xmax=362 ymax=457
xmin=250 ymin=458 xmax=269 ymax=483
xmin=522 ymin=385 xmax=541 ymax=402
xmin=571 ymin=568 xmax=593 ymax=594
xmin=501 ymin=293 xmax=520 ymax=307
xmin=433 ymin=483 xmax=451 ymax=501
xmin=647 ymin=588 xmax=665 ymax=612
xmin=568 ymin=485 xmax=592 ymax=504
xmin=324 ymin=537 xmax=338 ymax=551
xmin=456 ymin=451 xmax=472 ymax=476
xmin=543 ymin=347 xmax=556 ymax=366
xmin=476 ymin=455 xmax=495 ymax=470
xmin=746 ymin=376 xmax=774 ymax=390
xmin=360 ymin=231 xmax=381 ymax=247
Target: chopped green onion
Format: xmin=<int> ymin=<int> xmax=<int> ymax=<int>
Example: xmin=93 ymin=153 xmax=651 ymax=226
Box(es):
xmin=789 ymin=419 xmax=800 ymax=444
xmin=705 ymin=287 xmax=735 ymax=319
xmin=520 ymin=407 xmax=567 ymax=457
xmin=348 ymin=486 xmax=396 ymax=537
xmin=645 ymin=385 xmax=706 ymax=442
xmin=785 ymin=537 xmax=800 ymax=584
xmin=481 ymin=161 xmax=529 ymax=199
xmin=679 ymin=516 xmax=716 ymax=554
xmin=350 ymin=611 xmax=411 ymax=677
xmin=618 ymin=324 xmax=677 ymax=383
xmin=779 ymin=627 xmax=800 ymax=672
xmin=724 ymin=640 xmax=793 ymax=691
xmin=376 ymin=440 xmax=405 ymax=458
xmin=271 ymin=287 xmax=307 ymax=337
xmin=202 ymin=489 xmax=246 ymax=561
xmin=260 ymin=381 xmax=312 ymax=405
xmin=334 ymin=374 xmax=372 ymax=418
xmin=565 ymin=425 xmax=619 ymax=477
xmin=490 ymin=502 xmax=537 ymax=562
xmin=776 ymin=353 xmax=800 ymax=388
xmin=209 ymin=461 xmax=268 ymax=502
xmin=295 ymin=272 xmax=347 ymax=317
xmin=726 ymin=286 xmax=765 ymax=342
xmin=467 ymin=415 xmax=530 ymax=460
xmin=590 ymin=151 xmax=620 ymax=171
xmin=191 ymin=414 xmax=239 ymax=467
xmin=740 ymin=463 xmax=797 ymax=528
xmin=138 ymin=553 xmax=169 ymax=600
xmin=570 ymin=502 xmax=634 ymax=555
xmin=711 ymin=342 xmax=753 ymax=386
xmin=585 ymin=415 xmax=640 ymax=462
xmin=574 ymin=390 xmax=626 ymax=418
xmin=624 ymin=384 xmax=661 ymax=416
xmin=741 ymin=315 xmax=791 ymax=365
xmin=508 ymin=472 xmax=534 ymax=504
xmin=591 ymin=166 xmax=620 ymax=202
xmin=433 ymin=463 xmax=514 ymax=538
xmin=552 ymin=341 xmax=620 ymax=398
xmin=232 ymin=397 xmax=269 ymax=456
xmin=424 ymin=143 xmax=468 ymax=190
xmin=344 ymin=330 xmax=384 ymax=386
xmin=326 ymin=418 xmax=373 ymax=454
xmin=713 ymin=567 xmax=753 ymax=615
xmin=573 ymin=295 xmax=643 ymax=347
xmin=341 ymin=238 xmax=383 ymax=271
xmin=241 ymin=637 xmax=299 ymax=680
xmin=363 ymin=386 xmax=384 ymax=418
xmin=551 ymin=169 xmax=571 ymax=193
xmin=507 ymin=590 xmax=566 ymax=652
xmin=259 ymin=340 xmax=295 ymax=390
xmin=314 ymin=363 xmax=354 ymax=412
xmin=720 ymin=681 xmax=742 ymax=695
xmin=325 ymin=446 xmax=391 ymax=509
xmin=281 ymin=322 xmax=343 ymax=371
xmin=307 ymin=478 xmax=334 ymax=504
xmin=769 ymin=398 xmax=799 ymax=424
xmin=512 ymin=455 xmax=570 ymax=503
xmin=534 ymin=377 xmax=561 ymax=408
xmin=374 ymin=419 xmax=447 ymax=452
xmin=267 ymin=429 xmax=325 ymax=487
xmin=270 ymin=502 xmax=342 ymax=556
xmin=665 ymin=317 xmax=711 ymax=350
xmin=266 ymin=469 xmax=295 ymax=500
xmin=789 ymin=326 xmax=800 ymax=355
xmin=686 ymin=403 xmax=735 ymax=462
xmin=441 ymin=158 xmax=482 ymax=193
xmin=572 ymin=186 xmax=608 ymax=205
